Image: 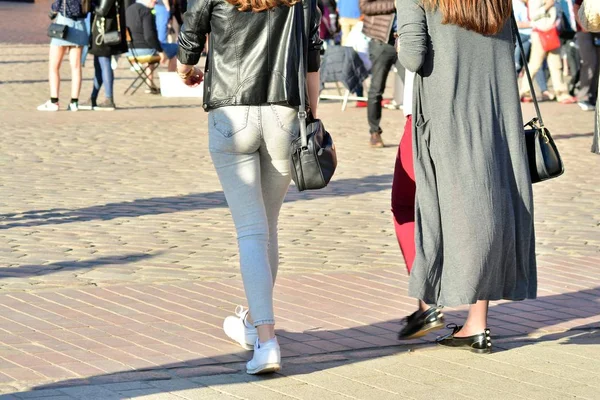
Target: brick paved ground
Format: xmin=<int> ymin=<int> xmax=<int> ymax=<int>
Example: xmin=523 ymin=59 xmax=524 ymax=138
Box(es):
xmin=0 ymin=8 xmax=599 ymax=399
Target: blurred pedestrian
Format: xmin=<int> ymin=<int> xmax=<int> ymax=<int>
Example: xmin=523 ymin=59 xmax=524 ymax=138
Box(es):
xmin=576 ymin=0 xmax=600 ymax=153
xmin=574 ymin=0 xmax=599 ymax=112
xmin=520 ymin=0 xmax=577 ymax=104
xmin=338 ymin=0 xmax=361 ymax=45
xmin=360 ymin=0 xmax=404 ymax=147
xmin=38 ymin=0 xmax=90 ymax=111
xmin=395 ymin=0 xmax=537 ymax=351
xmin=126 ymin=0 xmax=178 ymax=73
xmin=80 ymin=0 xmax=128 ymax=111
xmin=177 ymin=0 xmax=322 ymax=374
xmin=514 ymin=0 xmax=556 ymax=101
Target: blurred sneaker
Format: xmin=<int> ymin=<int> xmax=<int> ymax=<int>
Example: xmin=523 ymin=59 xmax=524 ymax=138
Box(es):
xmin=384 ymin=100 xmax=402 ymax=110
xmin=370 ymin=132 xmax=384 ymax=148
xmin=356 ymin=101 xmax=368 ymax=108
xmin=68 ymin=102 xmax=79 ymax=112
xmin=144 ymin=87 xmax=160 ymax=95
xmin=111 ymin=56 xmax=119 ymax=70
xmin=246 ymin=338 xmax=281 ymax=375
xmin=94 ymin=98 xmax=116 ymax=111
xmin=79 ymin=98 xmax=96 ymax=110
xmin=558 ymin=96 xmax=577 ymax=104
xmin=578 ymin=102 xmax=596 ymax=111
xmin=37 ymin=100 xmax=59 ymax=111
xmin=381 ymin=99 xmax=392 ymax=106
xmin=223 ymin=306 xmax=257 ymax=350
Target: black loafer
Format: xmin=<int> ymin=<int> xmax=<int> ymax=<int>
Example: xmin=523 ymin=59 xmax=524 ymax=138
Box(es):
xmin=436 ymin=324 xmax=492 ymax=354
xmin=398 ymin=307 xmax=445 ymax=340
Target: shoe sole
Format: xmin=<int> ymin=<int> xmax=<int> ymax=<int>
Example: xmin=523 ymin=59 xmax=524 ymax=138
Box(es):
xmin=79 ymin=106 xmax=94 ymax=110
xmin=436 ymin=342 xmax=493 ymax=354
xmin=238 ymin=340 xmax=254 ymax=351
xmin=94 ymin=107 xmax=116 ymax=111
xmin=399 ymin=318 xmax=445 ymax=340
xmin=246 ymin=363 xmax=281 ymax=375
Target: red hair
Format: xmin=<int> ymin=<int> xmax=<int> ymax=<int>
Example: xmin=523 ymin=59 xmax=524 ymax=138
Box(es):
xmin=421 ymin=0 xmax=512 ymax=35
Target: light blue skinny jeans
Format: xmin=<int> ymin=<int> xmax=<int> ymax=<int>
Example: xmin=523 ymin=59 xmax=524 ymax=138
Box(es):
xmin=208 ymin=105 xmax=299 ymax=326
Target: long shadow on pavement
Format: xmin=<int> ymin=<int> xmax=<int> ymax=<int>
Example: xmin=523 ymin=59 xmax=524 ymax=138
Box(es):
xmin=553 ymin=132 xmax=594 ymax=140
xmin=0 ymin=174 xmax=393 ymax=230
xmin=0 ymin=252 xmax=161 ymax=280
xmin=12 ymin=287 xmax=599 ymax=398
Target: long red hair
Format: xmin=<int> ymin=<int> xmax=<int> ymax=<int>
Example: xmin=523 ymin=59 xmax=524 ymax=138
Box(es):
xmin=421 ymin=0 xmax=512 ymax=35
xmin=226 ymin=0 xmax=299 ymax=12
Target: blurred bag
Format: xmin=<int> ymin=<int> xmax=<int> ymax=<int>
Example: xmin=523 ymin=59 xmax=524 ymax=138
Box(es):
xmin=513 ymin=14 xmax=564 ymax=183
xmin=94 ymin=0 xmax=122 ymax=46
xmin=290 ymin=3 xmax=337 ymax=191
xmin=48 ymin=23 xmax=68 ymax=39
xmin=47 ymin=0 xmax=68 ymax=39
xmin=536 ymin=26 xmax=561 ymax=52
xmin=578 ymin=0 xmax=600 ymax=33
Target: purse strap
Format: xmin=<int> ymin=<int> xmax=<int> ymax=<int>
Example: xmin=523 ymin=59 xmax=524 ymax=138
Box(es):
xmin=511 ymin=13 xmax=545 ymax=128
xmin=296 ymin=1 xmax=309 ymax=149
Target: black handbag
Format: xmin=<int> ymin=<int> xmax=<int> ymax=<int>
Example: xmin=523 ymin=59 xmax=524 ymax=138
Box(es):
xmin=513 ymin=15 xmax=564 ymax=183
xmin=94 ymin=0 xmax=122 ymax=46
xmin=290 ymin=3 xmax=337 ymax=191
xmin=48 ymin=23 xmax=69 ymax=39
xmin=47 ymin=0 xmax=68 ymax=39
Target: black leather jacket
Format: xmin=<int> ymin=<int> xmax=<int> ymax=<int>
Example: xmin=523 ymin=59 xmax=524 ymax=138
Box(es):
xmin=177 ymin=0 xmax=322 ymax=111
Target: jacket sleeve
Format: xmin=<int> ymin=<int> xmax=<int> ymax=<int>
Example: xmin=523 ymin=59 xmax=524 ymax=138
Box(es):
xmin=143 ymin=8 xmax=163 ymax=52
xmin=396 ymin=0 xmax=427 ymax=72
xmin=95 ymin=0 xmax=115 ymax=17
xmin=360 ymin=0 xmax=395 ymax=16
xmin=177 ymin=0 xmax=212 ymax=65
xmin=306 ymin=0 xmax=323 ymax=72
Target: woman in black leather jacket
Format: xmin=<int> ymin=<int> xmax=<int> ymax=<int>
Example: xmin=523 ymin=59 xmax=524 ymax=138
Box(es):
xmin=176 ymin=0 xmax=321 ymax=375
xmin=80 ymin=0 xmax=128 ymax=110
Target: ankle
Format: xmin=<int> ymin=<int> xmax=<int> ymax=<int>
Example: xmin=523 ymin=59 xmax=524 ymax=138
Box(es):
xmin=456 ymin=323 xmax=486 ymax=337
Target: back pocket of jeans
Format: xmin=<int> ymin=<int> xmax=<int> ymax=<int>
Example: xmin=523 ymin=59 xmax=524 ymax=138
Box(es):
xmin=270 ymin=105 xmax=299 ymax=137
xmin=210 ymin=106 xmax=250 ymax=138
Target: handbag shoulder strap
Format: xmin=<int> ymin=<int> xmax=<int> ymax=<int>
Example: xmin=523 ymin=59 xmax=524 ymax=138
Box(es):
xmin=511 ymin=13 xmax=545 ymax=128
xmin=296 ymin=1 xmax=309 ymax=149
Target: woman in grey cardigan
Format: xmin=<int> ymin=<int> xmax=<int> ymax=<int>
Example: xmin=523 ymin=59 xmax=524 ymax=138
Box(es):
xmin=395 ymin=0 xmax=537 ymax=353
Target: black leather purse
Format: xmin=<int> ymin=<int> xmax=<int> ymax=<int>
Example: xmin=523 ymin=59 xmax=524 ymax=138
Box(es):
xmin=290 ymin=3 xmax=337 ymax=191
xmin=48 ymin=23 xmax=69 ymax=39
xmin=513 ymin=15 xmax=564 ymax=183
xmin=47 ymin=0 xmax=68 ymax=39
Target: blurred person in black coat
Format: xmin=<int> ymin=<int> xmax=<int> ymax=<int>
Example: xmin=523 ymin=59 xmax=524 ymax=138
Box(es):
xmin=80 ymin=0 xmax=128 ymax=110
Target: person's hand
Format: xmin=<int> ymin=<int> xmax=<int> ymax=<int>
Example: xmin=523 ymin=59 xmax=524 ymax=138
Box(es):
xmin=159 ymin=52 xmax=168 ymax=65
xmin=177 ymin=66 xmax=204 ymax=87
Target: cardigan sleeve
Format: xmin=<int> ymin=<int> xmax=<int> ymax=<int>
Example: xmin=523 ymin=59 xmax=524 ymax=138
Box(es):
xmin=396 ymin=0 xmax=427 ymax=72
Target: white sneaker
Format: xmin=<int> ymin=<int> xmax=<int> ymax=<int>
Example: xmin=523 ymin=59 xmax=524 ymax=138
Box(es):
xmin=37 ymin=100 xmax=59 ymax=111
xmin=579 ymin=102 xmax=596 ymax=111
xmin=223 ymin=306 xmax=257 ymax=350
xmin=246 ymin=338 xmax=281 ymax=375
xmin=68 ymin=102 xmax=79 ymax=112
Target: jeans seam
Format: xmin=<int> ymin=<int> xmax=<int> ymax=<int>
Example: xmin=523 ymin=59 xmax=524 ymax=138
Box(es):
xmin=253 ymin=319 xmax=275 ymax=326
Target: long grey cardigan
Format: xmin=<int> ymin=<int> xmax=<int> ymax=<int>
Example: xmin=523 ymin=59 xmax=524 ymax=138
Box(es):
xmin=396 ymin=0 xmax=537 ymax=307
